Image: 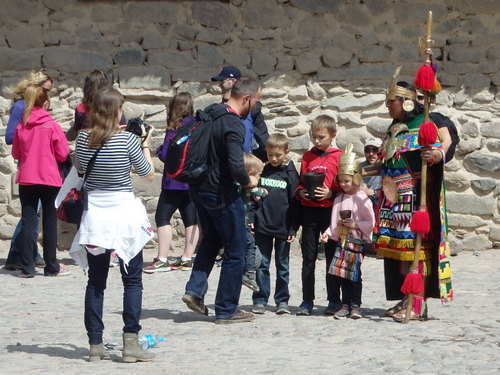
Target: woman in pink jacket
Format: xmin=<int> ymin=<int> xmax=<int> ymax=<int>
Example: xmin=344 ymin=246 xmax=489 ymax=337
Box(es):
xmin=12 ymin=85 xmax=70 ymax=278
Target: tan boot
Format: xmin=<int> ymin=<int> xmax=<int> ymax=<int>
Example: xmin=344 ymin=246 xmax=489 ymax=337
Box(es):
xmin=89 ymin=343 xmax=110 ymax=362
xmin=122 ymin=333 xmax=154 ymax=363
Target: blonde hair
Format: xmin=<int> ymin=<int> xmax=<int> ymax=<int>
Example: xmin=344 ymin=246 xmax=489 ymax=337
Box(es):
xmin=167 ymin=92 xmax=194 ymax=130
xmin=88 ymin=88 xmax=124 ymax=148
xmin=266 ymin=133 xmax=289 ymax=150
xmin=12 ymin=71 xmax=52 ymax=102
xmin=22 ymin=85 xmax=49 ymax=125
xmin=310 ymin=114 xmax=337 ymax=135
xmin=244 ymin=153 xmax=264 ymax=174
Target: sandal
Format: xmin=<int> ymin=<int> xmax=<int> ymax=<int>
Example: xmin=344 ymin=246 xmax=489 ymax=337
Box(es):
xmin=392 ymin=307 xmax=428 ymax=322
xmin=384 ymin=299 xmax=406 ymax=317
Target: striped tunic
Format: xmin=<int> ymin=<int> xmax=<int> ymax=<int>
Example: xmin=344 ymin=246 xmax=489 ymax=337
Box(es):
xmin=75 ymin=130 xmax=151 ymax=192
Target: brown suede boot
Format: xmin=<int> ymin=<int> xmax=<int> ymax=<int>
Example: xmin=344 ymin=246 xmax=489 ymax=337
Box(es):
xmin=89 ymin=343 xmax=110 ymax=362
xmin=122 ymin=333 xmax=154 ymax=363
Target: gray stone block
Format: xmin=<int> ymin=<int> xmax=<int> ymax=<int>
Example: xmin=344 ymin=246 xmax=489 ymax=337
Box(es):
xmin=463 ymin=151 xmax=500 ymax=173
xmin=124 ymin=1 xmax=178 ymax=24
xmin=191 ymin=1 xmax=235 ymax=32
xmin=251 ymin=51 xmax=276 ymax=76
xmin=471 ymin=179 xmax=497 ymax=195
xmin=447 ymin=45 xmax=484 ymax=64
xmin=288 ymin=85 xmax=308 ymax=101
xmin=143 ymin=29 xmax=169 ymax=50
xmin=295 ymin=56 xmax=321 ymax=75
xmin=119 ymin=66 xmax=171 ymax=90
xmin=288 ymin=133 xmax=311 ymax=151
xmin=222 ymin=46 xmax=251 ymax=68
xmin=357 ymin=45 xmax=391 ymax=63
xmin=322 ymin=49 xmax=353 ymax=69
xmin=461 ymin=121 xmax=480 ymax=138
xmin=289 ymin=0 xmax=341 ymax=14
xmin=485 ymin=139 xmax=500 ymax=153
xmin=149 ymin=51 xmax=195 ymax=68
xmin=113 ymin=46 xmax=144 ymax=66
xmin=174 ymin=25 xmax=198 ymax=41
xmin=243 ymin=0 xmax=286 ymax=28
xmin=444 ymin=172 xmax=470 ymax=191
xmin=306 ymin=81 xmax=326 ymax=101
xmin=480 ymin=122 xmax=500 ymax=138
xmin=176 ymin=82 xmax=207 ymax=97
xmin=462 ymin=235 xmax=492 ymax=251
xmin=456 ymin=138 xmax=482 ymax=156
xmin=0 ymin=0 xmax=46 ymax=22
xmin=448 ymin=214 xmax=486 ymax=229
xmin=446 ymin=193 xmax=495 ymax=215
xmin=91 ymin=5 xmax=123 ymax=22
xmin=197 ymin=44 xmax=224 ymax=67
xmin=0 ymin=48 xmax=43 ymax=71
xmin=196 ymin=28 xmax=228 ymax=45
xmin=5 ymin=25 xmax=44 ymax=50
xmin=324 ymin=95 xmax=361 ymax=111
xmin=273 ymin=116 xmax=300 ymax=129
xmin=297 ymin=14 xmax=327 ymax=39
xmin=43 ymin=47 xmax=112 ymax=73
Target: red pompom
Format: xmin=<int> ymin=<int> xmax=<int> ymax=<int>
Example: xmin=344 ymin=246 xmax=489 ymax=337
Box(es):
xmin=418 ymin=121 xmax=438 ymax=147
xmin=414 ymin=64 xmax=435 ymax=91
xmin=410 ymin=209 xmax=430 ymax=235
xmin=401 ymin=271 xmax=424 ymax=295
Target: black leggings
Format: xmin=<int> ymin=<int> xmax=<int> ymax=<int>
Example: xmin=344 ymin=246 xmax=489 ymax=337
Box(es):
xmin=155 ymin=189 xmax=197 ymax=227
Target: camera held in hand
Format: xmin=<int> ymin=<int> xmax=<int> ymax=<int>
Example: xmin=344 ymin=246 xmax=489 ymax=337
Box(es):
xmin=126 ymin=117 xmax=151 ymax=137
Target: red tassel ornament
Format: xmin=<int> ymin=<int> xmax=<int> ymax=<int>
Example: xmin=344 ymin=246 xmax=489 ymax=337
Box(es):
xmin=414 ymin=64 xmax=435 ymax=91
xmin=418 ymin=121 xmax=438 ymax=147
xmin=401 ymin=269 xmax=424 ymax=295
xmin=410 ymin=209 xmax=430 ymax=235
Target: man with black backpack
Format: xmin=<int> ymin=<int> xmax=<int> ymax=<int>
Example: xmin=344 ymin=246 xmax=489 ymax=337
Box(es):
xmin=182 ymin=77 xmax=263 ymax=324
xmin=211 ymin=66 xmax=269 ymax=162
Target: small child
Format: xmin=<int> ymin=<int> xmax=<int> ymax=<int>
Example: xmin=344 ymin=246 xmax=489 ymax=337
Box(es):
xmin=295 ymin=115 xmax=343 ymax=316
xmin=251 ymin=134 xmax=300 ymax=315
xmin=321 ymin=144 xmax=375 ymax=319
xmin=241 ymin=153 xmax=268 ymax=292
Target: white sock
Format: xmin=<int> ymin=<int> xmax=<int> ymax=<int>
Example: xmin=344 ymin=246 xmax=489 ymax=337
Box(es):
xmin=158 ymin=257 xmax=168 ymax=263
xmin=181 ymin=257 xmax=191 ymax=262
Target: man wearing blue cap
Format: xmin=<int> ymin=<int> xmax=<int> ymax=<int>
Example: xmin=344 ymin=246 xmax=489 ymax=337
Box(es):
xmin=211 ymin=66 xmax=269 ymax=162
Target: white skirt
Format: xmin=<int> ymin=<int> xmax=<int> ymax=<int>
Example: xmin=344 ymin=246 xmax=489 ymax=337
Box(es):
xmin=70 ymin=190 xmax=153 ymax=269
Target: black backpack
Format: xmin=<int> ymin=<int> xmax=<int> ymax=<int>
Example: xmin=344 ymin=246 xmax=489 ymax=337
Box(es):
xmin=429 ymin=112 xmax=460 ymax=163
xmin=165 ymin=105 xmax=230 ymax=184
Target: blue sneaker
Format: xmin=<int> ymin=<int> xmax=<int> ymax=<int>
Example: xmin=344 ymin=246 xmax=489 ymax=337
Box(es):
xmin=296 ymin=302 xmax=313 ymax=316
xmin=324 ymin=302 xmax=342 ymax=316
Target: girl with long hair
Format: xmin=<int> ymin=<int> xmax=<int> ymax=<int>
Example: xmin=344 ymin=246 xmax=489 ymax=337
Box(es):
xmin=71 ymin=88 xmax=155 ymax=363
xmin=143 ymin=92 xmax=200 ymax=273
xmin=12 ymin=85 xmax=70 ymax=278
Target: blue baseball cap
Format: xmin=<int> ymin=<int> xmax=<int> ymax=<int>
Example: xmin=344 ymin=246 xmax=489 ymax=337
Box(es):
xmin=211 ymin=66 xmax=242 ymax=81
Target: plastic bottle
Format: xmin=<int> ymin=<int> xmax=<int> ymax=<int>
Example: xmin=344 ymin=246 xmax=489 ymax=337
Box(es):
xmin=139 ymin=334 xmax=165 ymax=349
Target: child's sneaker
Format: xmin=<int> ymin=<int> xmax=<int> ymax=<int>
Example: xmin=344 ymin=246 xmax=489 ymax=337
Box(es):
xmin=276 ymin=302 xmax=291 ymax=315
xmin=324 ymin=302 xmax=342 ymax=316
xmin=143 ymin=258 xmax=171 ymax=273
xmin=349 ymin=305 xmax=362 ymax=319
xmin=170 ymin=258 xmax=193 ymax=271
xmin=252 ymin=303 xmax=266 ymax=314
xmin=333 ymin=304 xmax=350 ymax=320
xmin=109 ymin=252 xmax=119 ymax=267
xmin=242 ymin=272 xmax=260 ymax=292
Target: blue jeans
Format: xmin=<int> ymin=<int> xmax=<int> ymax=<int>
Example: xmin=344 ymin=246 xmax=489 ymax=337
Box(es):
xmin=85 ymin=250 xmax=143 ymax=345
xmin=253 ymin=233 xmax=290 ymax=305
xmin=186 ymin=190 xmax=246 ymax=319
xmin=244 ymin=223 xmax=257 ymax=273
xmin=6 ymin=207 xmax=42 ymax=266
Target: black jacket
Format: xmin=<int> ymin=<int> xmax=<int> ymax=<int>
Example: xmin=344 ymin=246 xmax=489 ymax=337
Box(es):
xmin=250 ymin=102 xmax=269 ymax=162
xmin=254 ymin=161 xmax=301 ymax=239
xmin=198 ymin=103 xmax=250 ymax=193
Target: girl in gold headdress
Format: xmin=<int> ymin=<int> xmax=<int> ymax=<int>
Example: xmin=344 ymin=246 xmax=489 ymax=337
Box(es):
xmin=321 ymin=144 xmax=375 ymax=320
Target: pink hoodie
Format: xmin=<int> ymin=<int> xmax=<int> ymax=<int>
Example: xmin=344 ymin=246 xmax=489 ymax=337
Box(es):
xmin=12 ymin=107 xmax=69 ymax=187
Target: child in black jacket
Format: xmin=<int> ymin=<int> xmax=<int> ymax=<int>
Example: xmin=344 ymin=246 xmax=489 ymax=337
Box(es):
xmin=251 ymin=134 xmax=300 ymax=315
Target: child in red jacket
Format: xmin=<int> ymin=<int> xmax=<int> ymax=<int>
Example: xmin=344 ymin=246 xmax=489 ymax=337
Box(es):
xmin=295 ymin=115 xmax=343 ymax=316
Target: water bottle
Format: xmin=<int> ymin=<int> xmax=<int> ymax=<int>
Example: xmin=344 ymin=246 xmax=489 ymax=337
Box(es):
xmin=139 ymin=334 xmax=165 ymax=349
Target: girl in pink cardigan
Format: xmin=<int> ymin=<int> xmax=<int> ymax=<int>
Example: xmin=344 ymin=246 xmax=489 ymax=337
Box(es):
xmin=321 ymin=144 xmax=375 ymax=319
xmin=12 ymin=85 xmax=70 ymax=278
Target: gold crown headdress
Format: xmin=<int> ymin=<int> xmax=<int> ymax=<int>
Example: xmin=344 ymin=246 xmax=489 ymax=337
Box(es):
xmin=336 ymin=143 xmax=362 ymax=185
xmin=387 ymin=66 xmax=417 ymax=112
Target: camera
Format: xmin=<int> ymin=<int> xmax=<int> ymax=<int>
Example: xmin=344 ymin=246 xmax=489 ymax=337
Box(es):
xmin=126 ymin=117 xmax=151 ymax=137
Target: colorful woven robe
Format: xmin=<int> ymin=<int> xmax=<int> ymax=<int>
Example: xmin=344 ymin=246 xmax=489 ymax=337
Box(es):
xmin=376 ymin=114 xmax=453 ymax=302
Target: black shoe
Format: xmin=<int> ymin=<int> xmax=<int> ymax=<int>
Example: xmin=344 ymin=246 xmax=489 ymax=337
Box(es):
xmin=324 ymin=302 xmax=342 ymax=316
xmin=182 ymin=293 xmax=209 ymax=316
xmin=215 ymin=311 xmax=254 ymax=324
xmin=296 ymin=302 xmax=313 ymax=316
xmin=4 ymin=263 xmax=22 ymax=271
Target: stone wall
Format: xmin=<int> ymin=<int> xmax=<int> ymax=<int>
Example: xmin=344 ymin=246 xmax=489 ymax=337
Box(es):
xmin=0 ymin=0 xmax=499 ymax=253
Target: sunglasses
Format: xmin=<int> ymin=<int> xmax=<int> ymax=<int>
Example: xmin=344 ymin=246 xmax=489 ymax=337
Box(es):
xmin=364 ymin=147 xmax=379 ymax=153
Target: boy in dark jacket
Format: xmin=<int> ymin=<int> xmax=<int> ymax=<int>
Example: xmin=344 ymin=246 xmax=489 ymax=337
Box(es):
xmin=251 ymin=134 xmax=300 ymax=315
